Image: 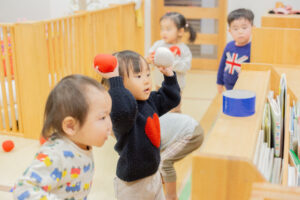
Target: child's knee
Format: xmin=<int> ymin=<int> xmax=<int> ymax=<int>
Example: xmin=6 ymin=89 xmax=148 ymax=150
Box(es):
xmin=160 ymin=160 xmax=176 ymax=182
xmin=192 ymin=125 xmax=204 ymax=148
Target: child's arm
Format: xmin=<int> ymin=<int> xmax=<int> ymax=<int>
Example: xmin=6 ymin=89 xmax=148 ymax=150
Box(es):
xmin=150 ymin=66 xmax=181 ymax=116
xmin=97 ymin=64 xmax=138 ymax=135
xmin=108 ymin=77 xmax=138 ymax=135
xmin=216 ymin=49 xmax=227 ymax=93
xmin=146 ymin=40 xmax=163 ymax=64
xmin=13 ymin=151 xmax=63 ymax=199
xmin=172 ymin=46 xmax=192 ymax=73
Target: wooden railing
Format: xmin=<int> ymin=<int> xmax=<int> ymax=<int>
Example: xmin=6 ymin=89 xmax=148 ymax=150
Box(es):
xmin=0 ymin=2 xmax=144 ymax=139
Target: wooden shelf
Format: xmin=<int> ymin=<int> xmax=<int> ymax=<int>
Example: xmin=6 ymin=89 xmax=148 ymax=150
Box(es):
xmin=201 ymin=70 xmax=270 ymax=160
xmin=262 ymin=14 xmax=300 ymax=29
xmin=191 ymin=64 xmax=297 ymax=200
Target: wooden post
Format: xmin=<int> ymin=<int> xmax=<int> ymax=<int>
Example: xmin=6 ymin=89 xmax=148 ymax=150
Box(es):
xmin=14 ymin=22 xmax=50 ymax=139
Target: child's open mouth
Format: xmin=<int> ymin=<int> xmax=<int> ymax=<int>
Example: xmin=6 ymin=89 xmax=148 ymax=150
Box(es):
xmin=144 ymin=88 xmax=150 ymax=93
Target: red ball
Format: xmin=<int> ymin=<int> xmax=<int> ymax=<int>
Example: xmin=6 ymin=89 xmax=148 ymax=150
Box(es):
xmin=169 ymin=46 xmax=181 ymax=56
xmin=2 ymin=140 xmax=14 ymax=152
xmin=40 ymin=136 xmax=47 ymax=145
xmin=94 ymin=54 xmax=117 ymax=73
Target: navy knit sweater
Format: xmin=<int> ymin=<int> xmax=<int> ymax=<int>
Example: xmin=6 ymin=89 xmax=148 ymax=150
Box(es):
xmin=108 ymin=74 xmax=180 ymax=182
xmin=217 ymin=41 xmax=251 ymax=90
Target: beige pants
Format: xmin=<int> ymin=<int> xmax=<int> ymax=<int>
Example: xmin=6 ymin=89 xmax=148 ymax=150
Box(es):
xmin=113 ymin=170 xmax=165 ymax=200
xmin=160 ymin=125 xmax=204 ymax=182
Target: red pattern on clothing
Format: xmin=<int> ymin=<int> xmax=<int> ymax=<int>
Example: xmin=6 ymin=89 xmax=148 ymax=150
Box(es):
xmin=145 ymin=113 xmax=161 ymax=148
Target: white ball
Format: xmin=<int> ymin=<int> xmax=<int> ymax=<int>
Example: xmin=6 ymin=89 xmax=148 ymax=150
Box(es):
xmin=154 ymin=47 xmax=174 ymax=68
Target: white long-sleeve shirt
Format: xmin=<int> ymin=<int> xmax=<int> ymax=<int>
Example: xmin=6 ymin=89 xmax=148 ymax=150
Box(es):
xmin=13 ymin=135 xmax=94 ymax=200
xmin=159 ymin=113 xmax=199 ymax=150
xmin=148 ymin=40 xmax=192 ymax=89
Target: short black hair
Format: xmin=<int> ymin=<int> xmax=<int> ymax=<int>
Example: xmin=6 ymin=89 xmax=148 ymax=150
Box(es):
xmin=227 ymin=8 xmax=254 ymax=26
xmin=101 ymin=50 xmax=149 ymax=88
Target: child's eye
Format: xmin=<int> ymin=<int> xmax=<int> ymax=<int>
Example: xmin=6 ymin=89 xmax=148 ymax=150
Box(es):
xmin=100 ymin=116 xmax=106 ymax=120
xmin=147 ymin=73 xmax=150 ymax=77
xmin=135 ymin=75 xmax=141 ymax=78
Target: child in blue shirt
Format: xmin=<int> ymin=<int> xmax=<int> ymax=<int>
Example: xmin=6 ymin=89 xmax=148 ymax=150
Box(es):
xmin=217 ymin=8 xmax=254 ymax=92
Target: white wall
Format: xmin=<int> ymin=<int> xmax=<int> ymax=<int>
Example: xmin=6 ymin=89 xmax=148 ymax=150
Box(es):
xmin=0 ymin=0 xmax=137 ymax=23
xmin=49 ymin=0 xmax=70 ymax=19
xmin=0 ymin=0 xmax=51 ymax=23
xmin=227 ymin=0 xmax=300 ymax=41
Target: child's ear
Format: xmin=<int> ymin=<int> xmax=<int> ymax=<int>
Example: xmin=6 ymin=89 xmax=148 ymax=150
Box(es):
xmin=62 ymin=116 xmax=79 ymax=136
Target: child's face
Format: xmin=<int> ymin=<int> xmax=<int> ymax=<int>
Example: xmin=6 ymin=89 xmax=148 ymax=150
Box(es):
xmin=229 ymin=18 xmax=252 ymax=46
xmin=123 ymin=60 xmax=152 ymax=101
xmin=74 ymin=87 xmax=112 ymax=149
xmin=160 ymin=18 xmax=182 ymax=44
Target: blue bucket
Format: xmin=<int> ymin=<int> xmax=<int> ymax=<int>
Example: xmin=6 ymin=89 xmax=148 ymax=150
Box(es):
xmin=223 ymin=90 xmax=256 ymax=117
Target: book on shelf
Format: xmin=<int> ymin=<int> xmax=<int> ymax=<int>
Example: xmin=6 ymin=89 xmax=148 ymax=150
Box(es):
xmin=289 ymin=101 xmax=300 ymax=159
xmin=254 ymin=129 xmax=275 ymax=182
xmin=267 ymin=74 xmax=287 ymax=158
xmin=271 ymin=157 xmax=283 ymax=184
xmin=288 ymin=165 xmax=296 ymax=186
xmin=262 ymin=102 xmax=271 ymax=147
xmin=279 ymin=74 xmax=287 ymax=159
xmin=268 ymin=94 xmax=282 ymax=157
xmin=254 ymin=130 xmax=264 ymax=166
xmin=289 ymin=149 xmax=300 ymax=166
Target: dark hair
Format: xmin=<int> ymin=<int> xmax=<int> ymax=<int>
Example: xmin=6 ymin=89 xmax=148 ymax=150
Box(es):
xmin=42 ymin=74 xmax=106 ymax=138
xmin=227 ymin=8 xmax=254 ymax=26
xmin=160 ymin=12 xmax=196 ymax=43
xmin=101 ymin=50 xmax=149 ymax=87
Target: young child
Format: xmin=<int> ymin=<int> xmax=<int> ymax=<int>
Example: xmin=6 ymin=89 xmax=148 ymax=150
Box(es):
xmin=13 ymin=74 xmax=112 ymax=200
xmin=217 ymin=8 xmax=254 ymax=93
xmin=99 ymin=50 xmax=180 ymax=200
xmin=159 ymin=113 xmax=204 ymax=200
xmin=148 ymin=12 xmax=196 ymax=113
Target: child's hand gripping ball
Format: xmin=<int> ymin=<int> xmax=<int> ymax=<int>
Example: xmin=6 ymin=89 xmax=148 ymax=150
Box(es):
xmin=94 ymin=54 xmax=117 ymax=73
xmin=169 ymin=46 xmax=181 ymax=56
xmin=2 ymin=140 xmax=14 ymax=152
xmin=154 ymin=47 xmax=174 ymax=68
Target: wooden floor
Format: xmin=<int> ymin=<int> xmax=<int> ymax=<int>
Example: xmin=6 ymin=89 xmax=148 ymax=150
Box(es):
xmin=0 ymin=70 xmax=217 ymax=200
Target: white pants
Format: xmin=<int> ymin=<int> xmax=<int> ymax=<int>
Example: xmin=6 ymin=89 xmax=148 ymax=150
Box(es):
xmin=113 ymin=170 xmax=165 ymax=200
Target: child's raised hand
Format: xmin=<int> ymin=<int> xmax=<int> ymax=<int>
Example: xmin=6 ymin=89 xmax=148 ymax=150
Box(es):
xmin=217 ymin=84 xmax=224 ymax=94
xmin=94 ymin=54 xmax=119 ymax=79
xmin=95 ymin=64 xmax=119 ymax=79
xmin=146 ymin=52 xmax=155 ymax=64
xmin=157 ymin=65 xmax=174 ymax=77
xmin=153 ymin=47 xmax=174 ymax=67
xmin=153 ymin=47 xmax=175 ymax=77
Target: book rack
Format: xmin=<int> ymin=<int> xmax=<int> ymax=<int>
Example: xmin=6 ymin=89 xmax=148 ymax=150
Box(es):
xmin=191 ymin=63 xmax=299 ymax=200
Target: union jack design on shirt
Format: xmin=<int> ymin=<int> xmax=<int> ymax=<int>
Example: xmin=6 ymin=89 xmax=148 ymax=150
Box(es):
xmin=225 ymin=52 xmax=248 ymax=75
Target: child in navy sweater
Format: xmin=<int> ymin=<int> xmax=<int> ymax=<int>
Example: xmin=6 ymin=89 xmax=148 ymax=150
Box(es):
xmin=217 ymin=8 xmax=254 ymax=92
xmin=99 ymin=50 xmax=180 ymax=200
